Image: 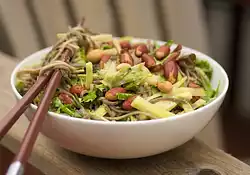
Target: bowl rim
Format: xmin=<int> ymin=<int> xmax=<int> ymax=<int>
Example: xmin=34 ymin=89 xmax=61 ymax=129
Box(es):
xmin=10 ymin=38 xmax=229 ymax=126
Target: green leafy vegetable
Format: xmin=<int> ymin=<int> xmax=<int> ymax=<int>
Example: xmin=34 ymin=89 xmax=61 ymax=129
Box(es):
xmin=82 ymin=90 xmax=97 ymax=103
xmin=195 ymin=60 xmax=213 ymax=80
xmin=16 ymin=80 xmax=25 ymax=94
xmin=101 ymin=62 xmax=150 ymax=88
xmin=90 ymin=105 xmax=108 ymax=121
xmin=124 ymin=82 xmax=138 ymax=91
xmin=195 ymin=67 xmax=212 ymax=91
xmin=52 ymin=97 xmax=82 ymax=118
xmin=213 ymin=81 xmax=220 ymax=98
xmin=101 ymin=45 xmax=112 ymax=50
xmin=116 ymin=93 xmax=134 ymax=100
xmin=95 ymin=84 xmax=107 ymax=92
xmin=154 ymin=41 xmax=160 ymax=49
xmin=165 ymin=40 xmax=174 ymax=46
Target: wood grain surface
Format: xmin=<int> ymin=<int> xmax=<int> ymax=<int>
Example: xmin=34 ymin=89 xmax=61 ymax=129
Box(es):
xmin=0 ymin=145 xmax=44 ymax=175
xmin=0 ymin=52 xmax=250 ymax=175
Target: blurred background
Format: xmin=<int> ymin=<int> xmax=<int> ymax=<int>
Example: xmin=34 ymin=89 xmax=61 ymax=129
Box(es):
xmin=0 ymin=0 xmax=250 ymax=161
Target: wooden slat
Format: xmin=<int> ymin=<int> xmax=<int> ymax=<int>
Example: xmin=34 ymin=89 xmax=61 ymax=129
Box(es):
xmin=71 ymin=0 xmax=114 ymax=34
xmin=32 ymin=0 xmax=70 ymax=46
xmin=235 ymin=9 xmax=250 ymax=115
xmin=161 ymin=0 xmax=209 ymax=54
xmin=116 ymin=0 xmax=161 ymax=40
xmin=0 ymin=13 xmax=15 ymax=56
xmin=0 ymin=0 xmax=40 ymax=58
xmin=206 ymin=1 xmax=233 ymax=75
xmin=0 ymin=145 xmax=44 ymax=175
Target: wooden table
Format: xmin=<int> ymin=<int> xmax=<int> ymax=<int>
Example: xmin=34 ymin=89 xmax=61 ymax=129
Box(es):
xmin=0 ymin=52 xmax=250 ymax=175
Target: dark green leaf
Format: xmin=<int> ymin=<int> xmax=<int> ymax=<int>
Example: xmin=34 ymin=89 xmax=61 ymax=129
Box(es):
xmin=124 ymin=83 xmax=138 ymax=91
xmin=195 ymin=59 xmax=213 ymax=80
xmin=82 ymin=91 xmax=97 ymax=102
xmin=16 ymin=80 xmax=25 ymax=94
xmin=165 ymin=40 xmax=174 ymax=46
xmin=116 ymin=93 xmax=134 ymax=100
xmin=96 ymin=84 xmax=108 ymax=92
xmin=52 ymin=97 xmax=63 ymax=108
xmin=101 ymin=45 xmax=112 ymax=50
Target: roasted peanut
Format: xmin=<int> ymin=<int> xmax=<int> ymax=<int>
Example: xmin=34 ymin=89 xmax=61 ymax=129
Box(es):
xmin=188 ymin=82 xmax=200 ymax=88
xmin=163 ymin=60 xmax=178 ymax=84
xmin=86 ymin=49 xmax=103 ymax=63
xmin=132 ymin=43 xmax=143 ymax=49
xmin=99 ymin=55 xmax=111 ymax=69
xmin=116 ymin=63 xmax=131 ymax=70
xmin=155 ymin=45 xmax=170 ymax=60
xmin=120 ymin=40 xmax=131 ymax=50
xmin=59 ymin=93 xmax=73 ymax=104
xmin=157 ymin=81 xmax=173 ymax=93
xmin=150 ymin=64 xmax=163 ymax=73
xmin=70 ymin=85 xmax=85 ymax=95
xmin=122 ymin=96 xmax=136 ymax=110
xmin=165 ymin=51 xmax=180 ymax=63
xmin=135 ymin=44 xmax=149 ymax=57
xmin=141 ymin=53 xmax=156 ymax=68
xmin=87 ymin=48 xmax=117 ymax=63
xmin=105 ymin=87 xmax=127 ymax=101
xmin=173 ymin=44 xmax=182 ymax=52
xmin=120 ymin=51 xmax=133 ymax=65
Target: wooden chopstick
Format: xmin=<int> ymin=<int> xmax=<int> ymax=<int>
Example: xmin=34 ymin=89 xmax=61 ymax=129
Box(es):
xmin=0 ymin=71 xmax=53 ymax=140
xmin=6 ymin=70 xmax=62 ymax=175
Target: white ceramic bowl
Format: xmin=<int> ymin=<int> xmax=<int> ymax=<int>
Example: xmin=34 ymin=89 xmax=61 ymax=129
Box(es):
xmin=10 ymin=39 xmax=229 ymax=159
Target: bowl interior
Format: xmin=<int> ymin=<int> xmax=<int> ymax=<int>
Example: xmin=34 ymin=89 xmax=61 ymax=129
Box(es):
xmin=10 ymin=38 xmax=229 ymax=124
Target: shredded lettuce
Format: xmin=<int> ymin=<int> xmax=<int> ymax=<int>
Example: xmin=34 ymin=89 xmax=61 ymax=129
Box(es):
xmin=82 ymin=90 xmax=97 ymax=103
xmin=101 ymin=62 xmax=151 ymax=88
xmin=16 ymin=80 xmax=25 ymax=94
xmin=195 ymin=59 xmax=213 ymax=80
xmin=122 ymin=64 xmax=151 ymax=85
xmin=213 ymin=81 xmax=220 ymax=98
xmin=95 ymin=84 xmax=107 ymax=92
xmin=101 ymin=44 xmax=112 ymax=50
xmin=116 ymin=93 xmax=133 ymax=100
xmin=90 ymin=105 xmax=108 ymax=121
xmin=165 ymin=40 xmax=174 ymax=46
xmin=52 ymin=97 xmax=82 ymax=118
xmin=154 ymin=41 xmax=160 ymax=49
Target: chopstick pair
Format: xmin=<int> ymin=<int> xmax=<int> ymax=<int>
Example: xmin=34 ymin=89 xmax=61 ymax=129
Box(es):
xmin=1 ymin=70 xmax=62 ymax=175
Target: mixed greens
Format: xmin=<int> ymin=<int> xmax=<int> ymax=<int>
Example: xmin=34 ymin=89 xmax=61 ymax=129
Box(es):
xmin=15 ymin=23 xmax=219 ymax=122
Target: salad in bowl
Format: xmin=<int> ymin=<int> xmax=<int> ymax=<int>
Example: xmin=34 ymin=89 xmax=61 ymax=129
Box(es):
xmin=11 ymin=20 xmax=228 ymax=158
